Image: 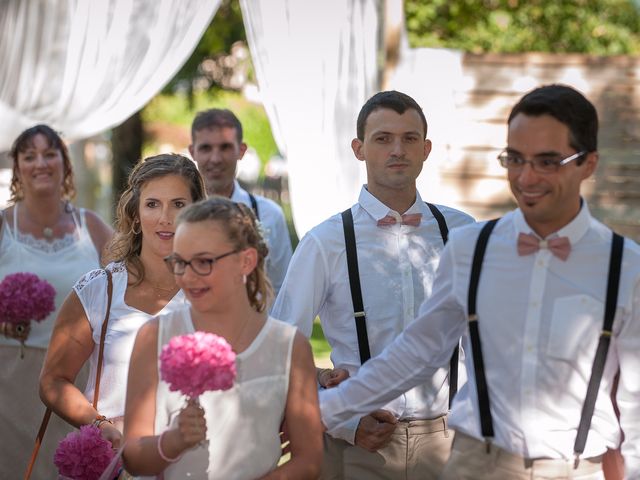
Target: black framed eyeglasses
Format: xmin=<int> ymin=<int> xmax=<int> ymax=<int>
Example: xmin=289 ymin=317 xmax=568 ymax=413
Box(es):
xmin=497 ymin=150 xmax=587 ymax=174
xmin=164 ymin=250 xmax=239 ymax=276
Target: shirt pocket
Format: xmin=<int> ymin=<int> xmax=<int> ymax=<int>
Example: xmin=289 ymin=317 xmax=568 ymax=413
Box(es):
xmin=547 ymin=294 xmax=603 ymax=363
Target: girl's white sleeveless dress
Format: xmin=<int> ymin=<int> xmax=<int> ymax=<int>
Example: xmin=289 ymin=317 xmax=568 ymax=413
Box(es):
xmin=149 ymin=306 xmax=296 ymax=480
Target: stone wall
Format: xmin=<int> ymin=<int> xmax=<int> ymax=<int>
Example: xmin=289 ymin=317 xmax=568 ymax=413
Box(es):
xmin=446 ymin=52 xmax=640 ymax=240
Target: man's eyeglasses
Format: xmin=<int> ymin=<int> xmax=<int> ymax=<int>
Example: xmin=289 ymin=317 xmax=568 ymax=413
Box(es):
xmin=497 ymin=150 xmax=587 ymax=174
xmin=164 ymin=250 xmax=239 ymax=276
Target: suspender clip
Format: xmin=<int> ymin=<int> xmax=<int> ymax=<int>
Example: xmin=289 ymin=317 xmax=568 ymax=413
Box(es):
xmin=573 ymin=453 xmax=581 ymax=469
xmin=484 ymin=437 xmax=492 ymax=454
xmin=468 ymin=314 xmax=478 ymax=322
xmin=600 ymin=329 xmax=612 ymax=338
xmin=354 ymin=311 xmax=366 ymax=318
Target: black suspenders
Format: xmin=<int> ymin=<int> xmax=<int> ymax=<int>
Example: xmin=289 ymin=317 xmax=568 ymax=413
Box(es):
xmin=467 ymin=219 xmax=624 ymax=461
xmin=341 ymin=203 xmax=458 ymax=406
xmin=424 ymin=203 xmax=460 ymax=407
xmin=574 ymin=232 xmax=624 ymax=465
xmin=341 ymin=208 xmax=372 ymax=364
xmin=248 ymin=193 xmax=260 ymax=220
xmin=467 ymin=219 xmax=499 ymax=447
xmin=426 ymin=202 xmax=449 ymax=243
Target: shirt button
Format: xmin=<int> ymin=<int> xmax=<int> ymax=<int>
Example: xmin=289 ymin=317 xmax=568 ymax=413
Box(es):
xmin=531 ymin=301 xmax=539 ymax=308
xmin=526 ymin=345 xmax=534 ymax=352
xmin=537 ymin=259 xmax=544 ymax=267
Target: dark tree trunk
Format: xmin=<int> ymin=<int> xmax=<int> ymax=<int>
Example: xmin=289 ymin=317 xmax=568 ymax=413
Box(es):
xmin=111 ymin=110 xmax=144 ymax=210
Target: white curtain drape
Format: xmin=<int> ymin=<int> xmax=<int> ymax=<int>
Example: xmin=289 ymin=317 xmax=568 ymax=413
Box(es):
xmin=240 ymin=0 xmax=379 ymax=237
xmin=387 ymin=42 xmax=469 ymax=211
xmin=0 ymin=0 xmax=220 ymax=150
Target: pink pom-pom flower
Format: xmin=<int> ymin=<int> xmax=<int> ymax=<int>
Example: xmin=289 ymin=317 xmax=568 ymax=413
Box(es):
xmin=0 ymin=272 xmax=56 ymax=324
xmin=160 ymin=332 xmax=237 ymax=398
xmin=54 ymin=425 xmax=121 ymax=480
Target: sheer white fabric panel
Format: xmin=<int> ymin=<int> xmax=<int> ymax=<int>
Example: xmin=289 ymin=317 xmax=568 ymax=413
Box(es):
xmin=387 ymin=45 xmax=468 ymax=211
xmin=0 ymin=0 xmax=220 ymax=149
xmin=241 ymin=0 xmax=379 ymax=237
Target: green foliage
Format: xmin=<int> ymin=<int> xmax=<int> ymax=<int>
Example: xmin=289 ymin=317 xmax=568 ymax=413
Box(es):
xmin=310 ymin=319 xmax=332 ymax=365
xmin=164 ymin=0 xmax=246 ymax=94
xmin=405 ymin=0 xmax=640 ymax=54
xmin=142 ymin=90 xmax=278 ymax=168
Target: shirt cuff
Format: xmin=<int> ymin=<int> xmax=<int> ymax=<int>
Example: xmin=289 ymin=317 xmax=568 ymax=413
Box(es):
xmin=325 ymin=416 xmax=360 ymax=445
xmin=320 ymin=388 xmax=360 ymax=445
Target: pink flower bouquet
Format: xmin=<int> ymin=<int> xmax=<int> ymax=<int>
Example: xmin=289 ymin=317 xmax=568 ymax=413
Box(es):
xmin=159 ymin=331 xmax=237 ymax=399
xmin=54 ymin=425 xmax=121 ymax=480
xmin=0 ymin=272 xmax=56 ymax=357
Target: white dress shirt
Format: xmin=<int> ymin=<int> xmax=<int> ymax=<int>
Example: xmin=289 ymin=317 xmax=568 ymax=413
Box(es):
xmin=272 ymin=186 xmax=474 ymax=443
xmin=231 ymin=180 xmax=292 ymax=297
xmin=319 ymin=203 xmax=640 ymax=476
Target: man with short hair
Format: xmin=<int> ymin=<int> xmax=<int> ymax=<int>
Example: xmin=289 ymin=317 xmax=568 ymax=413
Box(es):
xmin=189 ymin=109 xmax=292 ymax=296
xmin=272 ymin=90 xmax=474 ymax=479
xmin=319 ymin=84 xmax=640 ymax=479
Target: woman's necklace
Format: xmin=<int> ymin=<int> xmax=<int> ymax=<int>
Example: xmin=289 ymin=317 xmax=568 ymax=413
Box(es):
xmin=146 ymin=280 xmax=179 ymax=298
xmin=23 ymin=201 xmax=67 ymax=240
xmin=42 ymin=226 xmax=54 ymax=239
xmin=227 ymin=314 xmax=251 ymax=351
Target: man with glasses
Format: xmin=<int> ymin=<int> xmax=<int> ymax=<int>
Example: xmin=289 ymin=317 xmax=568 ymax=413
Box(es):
xmin=272 ymin=90 xmax=474 ymax=479
xmin=318 ymin=84 xmax=640 ymax=479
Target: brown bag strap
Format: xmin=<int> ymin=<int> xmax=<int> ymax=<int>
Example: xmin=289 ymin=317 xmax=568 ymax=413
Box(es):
xmin=23 ymin=408 xmax=51 ymax=480
xmin=24 ymin=268 xmax=114 ymax=480
xmin=93 ymin=269 xmax=113 ymax=408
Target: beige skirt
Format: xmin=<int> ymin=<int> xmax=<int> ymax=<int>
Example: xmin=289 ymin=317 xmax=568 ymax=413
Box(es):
xmin=0 ymin=345 xmax=88 ymax=479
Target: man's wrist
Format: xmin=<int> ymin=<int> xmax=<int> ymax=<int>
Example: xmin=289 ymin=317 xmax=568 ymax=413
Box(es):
xmin=317 ymin=368 xmax=332 ymax=387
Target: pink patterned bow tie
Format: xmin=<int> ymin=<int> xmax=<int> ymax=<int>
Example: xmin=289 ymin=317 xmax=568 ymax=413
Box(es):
xmin=377 ymin=213 xmax=422 ymax=227
xmin=517 ymin=232 xmax=571 ymax=261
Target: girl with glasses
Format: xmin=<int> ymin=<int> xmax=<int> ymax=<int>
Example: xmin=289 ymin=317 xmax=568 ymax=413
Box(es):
xmin=123 ymin=197 xmax=322 ymax=479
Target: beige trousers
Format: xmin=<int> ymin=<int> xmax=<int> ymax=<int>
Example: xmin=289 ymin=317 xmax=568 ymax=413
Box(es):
xmin=321 ymin=415 xmax=453 ymax=480
xmin=440 ymin=431 xmax=605 ymax=480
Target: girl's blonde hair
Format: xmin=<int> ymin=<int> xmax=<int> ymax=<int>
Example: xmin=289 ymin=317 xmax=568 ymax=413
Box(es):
xmin=176 ymin=196 xmax=273 ymax=312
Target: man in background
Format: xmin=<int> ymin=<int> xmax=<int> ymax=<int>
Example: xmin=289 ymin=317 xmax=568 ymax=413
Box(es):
xmin=189 ymin=109 xmax=292 ymax=297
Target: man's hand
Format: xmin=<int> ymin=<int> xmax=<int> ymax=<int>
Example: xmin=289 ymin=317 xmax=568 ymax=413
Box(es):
xmin=317 ymin=368 xmax=350 ymax=388
xmin=354 ymin=409 xmax=397 ymax=452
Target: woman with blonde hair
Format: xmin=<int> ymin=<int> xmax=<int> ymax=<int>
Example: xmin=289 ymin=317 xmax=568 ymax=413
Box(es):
xmin=0 ymin=124 xmax=112 ymax=478
xmin=40 ymin=153 xmax=206 ymax=459
xmin=123 ymin=197 xmax=323 ymax=479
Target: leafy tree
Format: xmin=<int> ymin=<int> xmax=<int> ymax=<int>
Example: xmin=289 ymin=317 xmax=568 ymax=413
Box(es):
xmin=405 ymin=0 xmax=640 ymax=54
xmin=165 ymin=0 xmax=246 ymax=96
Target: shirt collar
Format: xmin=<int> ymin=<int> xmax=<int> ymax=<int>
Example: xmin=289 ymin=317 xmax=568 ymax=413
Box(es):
xmin=357 ymin=185 xmax=424 ymax=222
xmin=513 ymin=198 xmax=591 ymax=245
xmin=229 ymin=180 xmax=247 ymax=203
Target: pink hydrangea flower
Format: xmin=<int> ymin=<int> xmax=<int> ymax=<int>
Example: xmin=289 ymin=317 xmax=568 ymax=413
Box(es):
xmin=160 ymin=332 xmax=237 ymax=398
xmin=54 ymin=425 xmax=120 ymax=480
xmin=0 ymin=272 xmax=56 ymax=324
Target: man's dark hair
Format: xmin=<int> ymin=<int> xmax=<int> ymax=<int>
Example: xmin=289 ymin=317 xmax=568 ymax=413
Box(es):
xmin=191 ymin=108 xmax=243 ymax=143
xmin=356 ymin=90 xmax=428 ymax=141
xmin=508 ymin=84 xmax=598 ymax=160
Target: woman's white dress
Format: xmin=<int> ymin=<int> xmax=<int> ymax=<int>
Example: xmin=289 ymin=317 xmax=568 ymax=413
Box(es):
xmin=0 ymin=205 xmax=100 ymax=479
